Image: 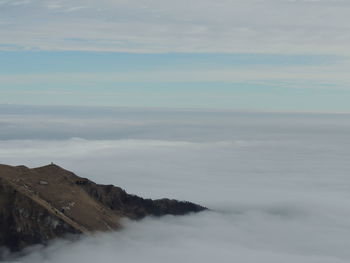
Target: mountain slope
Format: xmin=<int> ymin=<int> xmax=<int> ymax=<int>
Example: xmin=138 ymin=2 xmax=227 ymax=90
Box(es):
xmin=0 ymin=164 xmax=206 ymax=252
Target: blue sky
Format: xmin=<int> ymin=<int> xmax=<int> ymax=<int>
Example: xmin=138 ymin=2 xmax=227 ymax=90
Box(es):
xmin=0 ymin=0 xmax=349 ymax=112
xmin=0 ymin=52 xmax=337 ymax=74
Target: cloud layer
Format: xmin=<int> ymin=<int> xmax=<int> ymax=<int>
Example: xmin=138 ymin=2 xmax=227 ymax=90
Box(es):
xmin=1 ymin=0 xmax=350 ymax=53
xmin=1 ymin=106 xmax=350 ymax=262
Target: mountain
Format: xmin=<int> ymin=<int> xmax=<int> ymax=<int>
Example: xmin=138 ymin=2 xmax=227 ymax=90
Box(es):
xmin=0 ymin=164 xmax=206 ymax=252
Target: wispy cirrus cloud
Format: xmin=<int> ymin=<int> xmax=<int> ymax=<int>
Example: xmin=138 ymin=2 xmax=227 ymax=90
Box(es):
xmin=0 ymin=0 xmax=349 ymax=54
xmin=1 ymin=1 xmax=349 ymax=112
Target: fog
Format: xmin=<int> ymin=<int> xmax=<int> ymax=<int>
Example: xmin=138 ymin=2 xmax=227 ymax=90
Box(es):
xmin=1 ymin=106 xmax=350 ymax=262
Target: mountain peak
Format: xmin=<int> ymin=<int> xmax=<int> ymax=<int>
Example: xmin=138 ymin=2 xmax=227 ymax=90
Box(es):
xmin=0 ymin=164 xmax=207 ymax=252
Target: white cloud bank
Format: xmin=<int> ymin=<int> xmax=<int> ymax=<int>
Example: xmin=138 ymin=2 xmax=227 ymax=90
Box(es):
xmin=1 ymin=107 xmax=350 ymax=262
xmin=0 ymin=0 xmax=350 ymax=54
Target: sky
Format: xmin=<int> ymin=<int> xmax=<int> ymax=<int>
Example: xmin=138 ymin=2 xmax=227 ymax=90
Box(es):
xmin=1 ymin=107 xmax=350 ymax=262
xmin=0 ymin=0 xmax=349 ymax=112
xmin=1 ymin=2 xmax=350 ymax=260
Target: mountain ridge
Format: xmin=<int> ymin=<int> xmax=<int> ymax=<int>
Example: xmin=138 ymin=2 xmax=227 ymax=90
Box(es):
xmin=0 ymin=163 xmax=206 ymax=252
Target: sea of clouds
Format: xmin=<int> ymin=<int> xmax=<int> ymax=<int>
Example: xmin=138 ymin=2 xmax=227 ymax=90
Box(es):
xmin=1 ymin=105 xmax=350 ymax=262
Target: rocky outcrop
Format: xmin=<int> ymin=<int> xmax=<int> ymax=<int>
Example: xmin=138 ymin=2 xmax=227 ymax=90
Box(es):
xmin=0 ymin=178 xmax=79 ymax=252
xmin=0 ymin=164 xmax=206 ymax=252
xmin=77 ymin=178 xmax=206 ymax=219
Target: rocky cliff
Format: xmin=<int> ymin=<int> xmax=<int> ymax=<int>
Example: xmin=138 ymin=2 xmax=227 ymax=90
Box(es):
xmin=0 ymin=164 xmax=206 ymax=252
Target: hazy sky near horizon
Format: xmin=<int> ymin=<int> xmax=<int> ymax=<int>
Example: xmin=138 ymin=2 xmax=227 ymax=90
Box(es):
xmin=0 ymin=0 xmax=350 ymax=112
